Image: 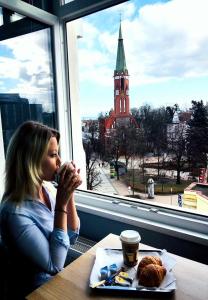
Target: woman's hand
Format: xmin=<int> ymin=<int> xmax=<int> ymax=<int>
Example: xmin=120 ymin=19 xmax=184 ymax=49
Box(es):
xmin=55 ymin=162 xmax=82 ymax=209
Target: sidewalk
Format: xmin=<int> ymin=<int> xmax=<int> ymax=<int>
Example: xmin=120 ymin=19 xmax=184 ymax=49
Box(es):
xmin=97 ymin=165 xmax=179 ymax=207
xmin=98 ymin=166 xmax=118 ymax=195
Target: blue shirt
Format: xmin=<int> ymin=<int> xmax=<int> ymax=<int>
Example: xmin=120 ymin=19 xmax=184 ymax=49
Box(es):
xmin=0 ymin=183 xmax=79 ymax=297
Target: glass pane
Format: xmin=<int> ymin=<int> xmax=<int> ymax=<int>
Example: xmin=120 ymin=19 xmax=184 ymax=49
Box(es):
xmin=66 ymin=0 xmax=208 ymax=216
xmin=0 ymin=7 xmax=25 ymax=26
xmin=0 ymin=8 xmax=3 ymax=26
xmin=0 ymin=10 xmax=57 ymax=154
xmin=62 ymin=0 xmax=75 ymax=4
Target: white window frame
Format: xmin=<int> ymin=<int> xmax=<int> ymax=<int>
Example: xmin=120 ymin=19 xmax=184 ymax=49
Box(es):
xmin=1 ymin=0 xmax=207 ymax=247
xmin=0 ymin=0 xmax=73 ymax=162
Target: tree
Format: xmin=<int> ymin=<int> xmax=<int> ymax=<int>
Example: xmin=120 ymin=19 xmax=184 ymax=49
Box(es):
xmin=148 ymin=107 xmax=168 ymax=178
xmin=122 ymin=126 xmax=138 ymax=168
xmin=83 ymin=140 xmax=102 ymax=190
xmin=82 ymin=120 xmax=102 ymax=190
xmin=105 ymin=129 xmax=122 ymax=180
xmin=166 ymin=104 xmax=179 ymax=123
xmin=168 ymin=123 xmax=187 ymax=184
xmin=186 ymin=100 xmax=208 ymax=170
xmin=105 ymin=124 xmax=138 ymax=180
xmin=137 ymin=104 xmax=154 ymax=152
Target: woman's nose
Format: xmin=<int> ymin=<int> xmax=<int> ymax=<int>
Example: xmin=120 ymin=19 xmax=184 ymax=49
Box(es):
xmin=57 ymin=155 xmax=61 ymax=165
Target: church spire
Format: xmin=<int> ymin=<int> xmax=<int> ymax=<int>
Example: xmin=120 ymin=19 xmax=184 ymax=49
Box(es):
xmin=115 ymin=22 xmax=128 ymax=75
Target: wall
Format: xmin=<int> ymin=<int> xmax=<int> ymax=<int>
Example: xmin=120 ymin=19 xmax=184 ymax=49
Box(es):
xmin=78 ymin=210 xmax=208 ymax=265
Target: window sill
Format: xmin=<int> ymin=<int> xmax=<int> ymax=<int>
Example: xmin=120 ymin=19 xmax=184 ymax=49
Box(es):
xmin=75 ymin=190 xmax=208 ymax=247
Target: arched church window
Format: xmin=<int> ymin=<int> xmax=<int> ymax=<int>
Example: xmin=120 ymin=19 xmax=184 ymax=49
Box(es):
xmin=121 ymin=77 xmax=124 ymax=90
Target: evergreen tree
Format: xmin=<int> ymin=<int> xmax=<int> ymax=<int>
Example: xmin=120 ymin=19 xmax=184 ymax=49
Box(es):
xmin=186 ymin=100 xmax=208 ymax=169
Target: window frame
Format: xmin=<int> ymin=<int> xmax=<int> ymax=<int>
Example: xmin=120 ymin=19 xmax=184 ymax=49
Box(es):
xmin=0 ymin=0 xmax=73 ymax=162
xmin=1 ymin=0 xmax=207 ymax=247
xmin=62 ymin=0 xmax=208 ymax=246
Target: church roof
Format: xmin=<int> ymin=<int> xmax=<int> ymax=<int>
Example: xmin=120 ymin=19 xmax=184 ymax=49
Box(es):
xmin=115 ymin=23 xmax=128 ymax=74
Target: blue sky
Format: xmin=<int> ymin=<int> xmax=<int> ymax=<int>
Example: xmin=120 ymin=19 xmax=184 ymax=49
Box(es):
xmin=0 ymin=0 xmax=208 ymax=118
xmin=77 ymin=0 xmax=208 ymax=118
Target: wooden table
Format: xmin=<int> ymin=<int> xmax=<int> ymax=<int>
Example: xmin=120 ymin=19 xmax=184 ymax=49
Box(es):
xmin=27 ymin=233 xmax=208 ymax=300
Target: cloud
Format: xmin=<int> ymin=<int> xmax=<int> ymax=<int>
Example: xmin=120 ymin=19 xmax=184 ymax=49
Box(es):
xmin=107 ymin=2 xmax=136 ymax=19
xmin=1 ymin=0 xmax=207 ymax=116
xmin=128 ymin=0 xmax=208 ymax=84
xmin=78 ymin=0 xmax=208 ymax=87
xmin=0 ymin=56 xmax=21 ymax=78
xmin=0 ymin=29 xmax=54 ymax=111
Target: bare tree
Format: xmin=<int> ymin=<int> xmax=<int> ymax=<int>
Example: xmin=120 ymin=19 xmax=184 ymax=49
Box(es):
xmin=105 ymin=124 xmax=138 ymax=180
xmin=83 ymin=140 xmax=102 ymax=190
xmin=82 ymin=120 xmax=102 ymax=190
xmin=105 ymin=131 xmax=122 ymax=180
xmin=168 ymin=123 xmax=188 ymax=184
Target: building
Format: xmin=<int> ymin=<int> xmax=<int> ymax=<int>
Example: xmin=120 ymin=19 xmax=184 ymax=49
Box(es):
xmin=167 ymin=110 xmax=190 ymax=145
xmin=0 ymin=93 xmax=55 ymax=152
xmin=102 ymin=22 xmax=138 ymax=139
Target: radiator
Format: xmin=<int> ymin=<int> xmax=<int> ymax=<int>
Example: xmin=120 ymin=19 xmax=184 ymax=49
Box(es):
xmin=70 ymin=236 xmax=96 ymax=254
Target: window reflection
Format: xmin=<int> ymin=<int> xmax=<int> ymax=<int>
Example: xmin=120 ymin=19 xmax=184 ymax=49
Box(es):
xmin=62 ymin=0 xmax=75 ymax=4
xmin=0 ymin=19 xmax=57 ymax=153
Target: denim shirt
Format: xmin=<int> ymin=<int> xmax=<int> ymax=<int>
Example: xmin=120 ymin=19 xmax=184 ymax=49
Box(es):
xmin=0 ymin=183 xmax=79 ymax=296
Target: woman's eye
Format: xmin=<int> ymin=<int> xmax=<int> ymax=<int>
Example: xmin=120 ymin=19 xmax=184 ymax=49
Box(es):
xmin=50 ymin=153 xmax=57 ymax=157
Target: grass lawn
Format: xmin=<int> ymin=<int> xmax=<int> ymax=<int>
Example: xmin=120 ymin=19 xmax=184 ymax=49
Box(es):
xmin=121 ymin=170 xmax=193 ymax=194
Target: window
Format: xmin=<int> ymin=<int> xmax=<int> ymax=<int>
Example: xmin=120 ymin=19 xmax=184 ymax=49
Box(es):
xmin=62 ymin=0 xmax=75 ymax=4
xmin=66 ymin=0 xmax=208 ymax=219
xmin=0 ymin=8 xmax=57 ymax=154
xmin=0 ymin=6 xmax=57 ymax=197
xmin=0 ymin=0 xmax=207 ymax=247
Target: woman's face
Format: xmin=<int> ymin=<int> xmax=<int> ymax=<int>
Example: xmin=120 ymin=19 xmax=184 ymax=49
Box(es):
xmin=41 ymin=137 xmax=61 ymax=181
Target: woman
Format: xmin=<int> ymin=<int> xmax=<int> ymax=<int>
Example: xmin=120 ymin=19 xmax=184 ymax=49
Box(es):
xmin=0 ymin=121 xmax=82 ymax=299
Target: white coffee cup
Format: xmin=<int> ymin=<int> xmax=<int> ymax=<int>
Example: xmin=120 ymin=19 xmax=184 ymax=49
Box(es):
xmin=55 ymin=162 xmax=74 ymax=183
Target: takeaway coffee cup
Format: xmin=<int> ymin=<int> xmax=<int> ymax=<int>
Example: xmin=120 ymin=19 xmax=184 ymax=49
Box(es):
xmin=120 ymin=230 xmax=141 ymax=267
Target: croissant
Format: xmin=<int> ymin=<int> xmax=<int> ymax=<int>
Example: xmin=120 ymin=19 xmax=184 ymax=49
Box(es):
xmin=139 ymin=264 xmax=167 ymax=287
xmin=137 ymin=256 xmax=162 ymax=276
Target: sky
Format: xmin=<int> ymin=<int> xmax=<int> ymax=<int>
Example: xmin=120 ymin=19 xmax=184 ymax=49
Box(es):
xmin=0 ymin=0 xmax=208 ymax=117
xmin=77 ymin=0 xmax=208 ymax=118
xmin=0 ymin=24 xmax=55 ymax=112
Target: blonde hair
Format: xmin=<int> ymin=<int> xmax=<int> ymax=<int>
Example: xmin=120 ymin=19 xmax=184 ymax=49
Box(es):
xmin=3 ymin=121 xmax=60 ymax=203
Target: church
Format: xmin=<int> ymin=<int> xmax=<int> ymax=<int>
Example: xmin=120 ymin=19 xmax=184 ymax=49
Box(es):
xmin=100 ymin=22 xmax=139 ymax=139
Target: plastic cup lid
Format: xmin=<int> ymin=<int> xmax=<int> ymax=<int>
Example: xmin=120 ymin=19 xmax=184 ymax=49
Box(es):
xmin=120 ymin=230 xmax=141 ymax=243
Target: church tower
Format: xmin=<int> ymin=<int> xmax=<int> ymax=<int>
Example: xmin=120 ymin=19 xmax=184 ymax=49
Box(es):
xmin=114 ymin=23 xmax=130 ymax=116
xmin=103 ymin=21 xmax=138 ymax=132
